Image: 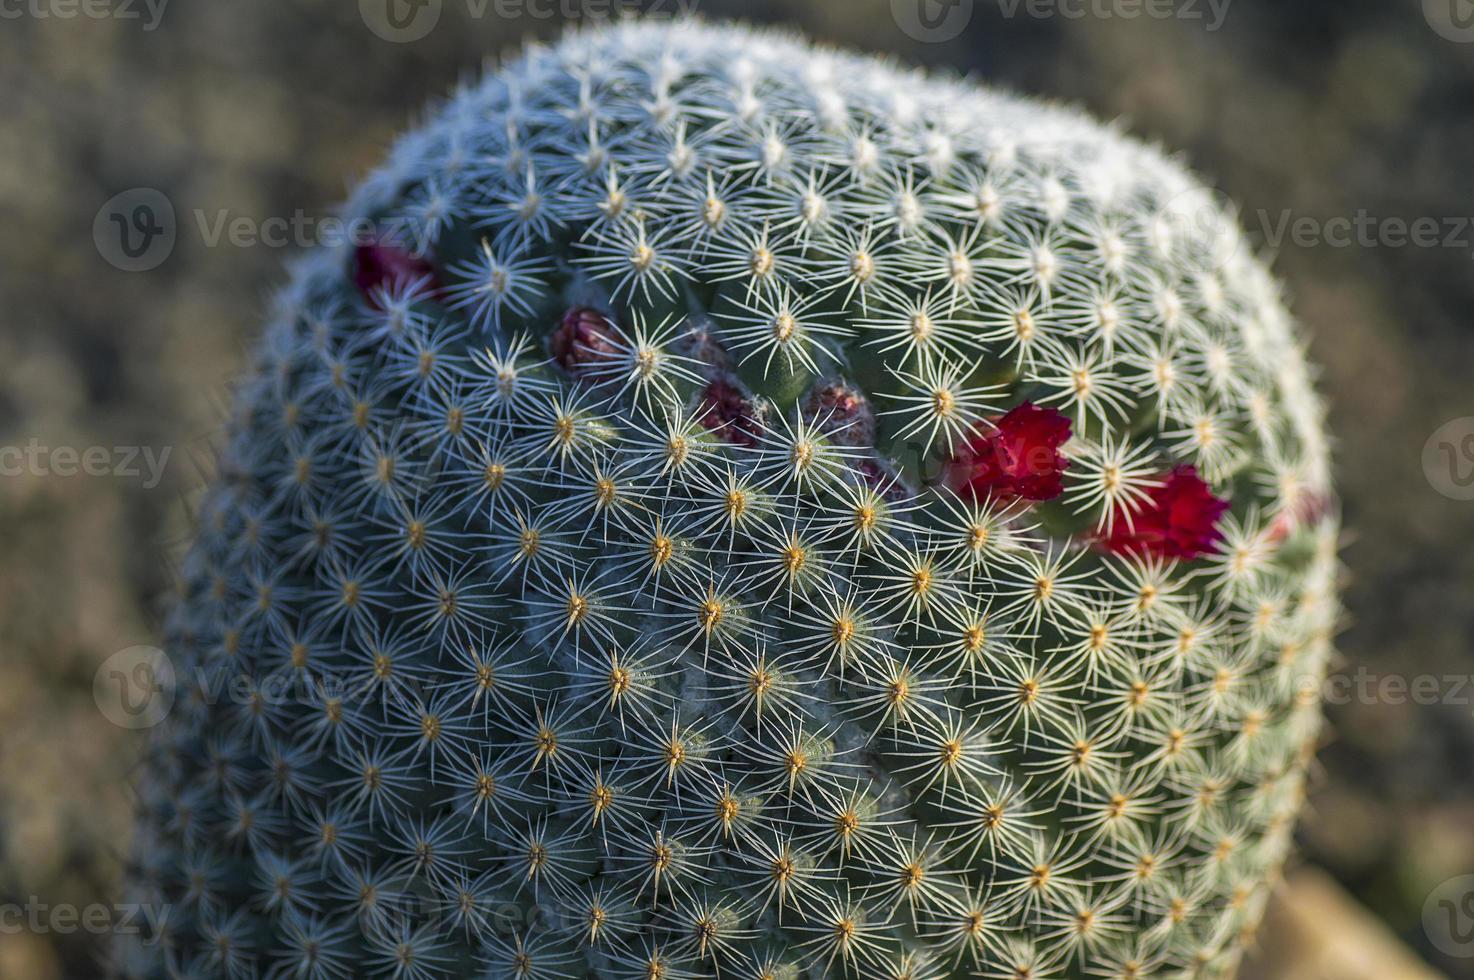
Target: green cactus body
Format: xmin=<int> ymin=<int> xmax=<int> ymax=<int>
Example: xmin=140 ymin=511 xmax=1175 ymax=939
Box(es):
xmin=116 ymin=20 xmax=1339 ymax=980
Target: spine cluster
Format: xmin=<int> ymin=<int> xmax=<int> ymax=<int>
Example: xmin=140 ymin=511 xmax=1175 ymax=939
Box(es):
xmin=115 ymin=20 xmax=1339 ymax=980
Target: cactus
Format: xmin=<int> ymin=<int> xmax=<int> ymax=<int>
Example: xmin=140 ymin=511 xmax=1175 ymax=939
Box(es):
xmin=114 ymin=20 xmax=1340 ymax=980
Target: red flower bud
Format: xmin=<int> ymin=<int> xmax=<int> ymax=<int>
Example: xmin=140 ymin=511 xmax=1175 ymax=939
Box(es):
xmin=853 ymin=456 xmax=911 ymax=503
xmin=1101 ymin=465 xmax=1230 ymax=560
xmin=352 ymin=240 xmax=439 ymax=308
xmin=697 ymin=376 xmax=764 ymax=447
xmin=948 ymin=402 xmax=1072 ymax=503
xmin=679 ymin=319 xmax=734 ymax=376
xmin=802 ymin=380 xmax=876 ymax=447
xmin=1266 ymin=488 xmax=1333 ymax=545
xmin=549 ymin=306 xmax=621 ymax=375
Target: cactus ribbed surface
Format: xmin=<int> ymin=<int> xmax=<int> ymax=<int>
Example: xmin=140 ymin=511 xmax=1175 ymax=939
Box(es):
xmin=116 ymin=20 xmax=1340 ymax=980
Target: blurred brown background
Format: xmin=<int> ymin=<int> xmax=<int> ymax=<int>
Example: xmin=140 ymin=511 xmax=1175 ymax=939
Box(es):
xmin=1 ymin=0 xmax=1471 ymax=976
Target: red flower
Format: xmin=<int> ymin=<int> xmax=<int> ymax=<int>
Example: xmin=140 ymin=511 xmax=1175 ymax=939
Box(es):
xmin=949 ymin=402 xmax=1072 ymax=503
xmin=352 ymin=240 xmax=439 ymax=307
xmin=1101 ymin=466 xmax=1230 ymax=560
xmin=549 ymin=306 xmax=621 ymax=375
